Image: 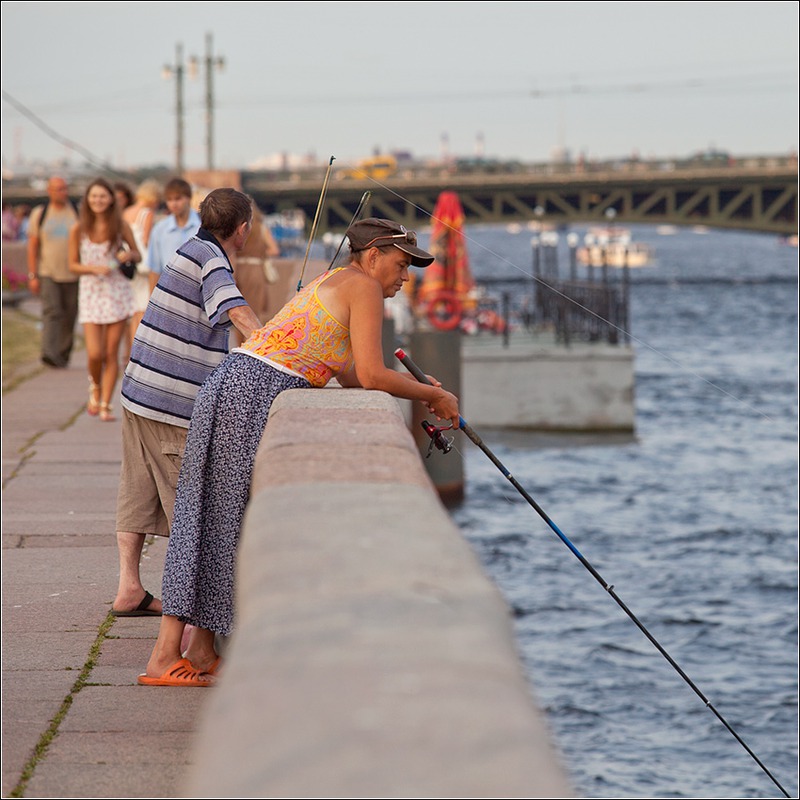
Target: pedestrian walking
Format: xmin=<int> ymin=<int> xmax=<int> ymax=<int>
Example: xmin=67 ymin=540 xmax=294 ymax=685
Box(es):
xmin=26 ymin=176 xmax=80 ymax=368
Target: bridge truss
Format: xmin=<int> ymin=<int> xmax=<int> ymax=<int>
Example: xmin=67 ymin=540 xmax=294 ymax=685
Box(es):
xmin=244 ymin=164 xmax=798 ymax=236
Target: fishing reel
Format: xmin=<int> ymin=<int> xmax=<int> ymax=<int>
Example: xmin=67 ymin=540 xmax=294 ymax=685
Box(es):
xmin=420 ymin=420 xmax=455 ymax=458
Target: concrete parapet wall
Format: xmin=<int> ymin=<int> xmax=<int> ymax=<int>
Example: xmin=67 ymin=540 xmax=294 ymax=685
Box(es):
xmin=184 ymin=388 xmax=572 ymax=798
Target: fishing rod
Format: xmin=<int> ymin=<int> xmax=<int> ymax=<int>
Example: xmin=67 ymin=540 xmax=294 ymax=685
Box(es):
xmin=297 ymin=155 xmax=335 ymax=292
xmin=394 ymin=346 xmax=791 ymax=799
xmin=326 ymin=190 xmax=372 ymax=271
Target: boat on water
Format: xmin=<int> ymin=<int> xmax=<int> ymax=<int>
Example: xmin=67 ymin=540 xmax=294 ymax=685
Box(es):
xmin=576 ymin=227 xmax=653 ymax=268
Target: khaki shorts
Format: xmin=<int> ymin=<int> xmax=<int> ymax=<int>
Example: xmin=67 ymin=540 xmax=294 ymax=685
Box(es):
xmin=116 ymin=408 xmax=187 ymax=537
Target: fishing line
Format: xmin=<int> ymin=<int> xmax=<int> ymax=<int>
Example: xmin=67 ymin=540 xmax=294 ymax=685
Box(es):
xmin=355 ymin=173 xmax=777 ymax=423
xmin=326 ymin=190 xmax=372 ymax=271
xmin=395 ymin=347 xmax=791 ymax=799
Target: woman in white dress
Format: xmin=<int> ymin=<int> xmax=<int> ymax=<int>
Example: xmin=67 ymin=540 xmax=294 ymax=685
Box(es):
xmin=68 ymin=177 xmax=140 ymax=421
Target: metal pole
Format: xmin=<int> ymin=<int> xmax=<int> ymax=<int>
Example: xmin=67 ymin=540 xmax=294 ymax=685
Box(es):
xmin=622 ymin=248 xmax=631 ymax=345
xmin=567 ymin=232 xmax=578 ymax=281
xmin=176 ymin=44 xmax=185 ymax=174
xmin=205 ymin=33 xmax=214 ymax=170
xmin=531 ymin=236 xmax=540 ymax=322
xmin=200 ymin=32 xmax=225 ymax=171
xmin=205 ymin=34 xmax=212 ymax=170
xmin=502 ymin=291 xmax=510 ymax=348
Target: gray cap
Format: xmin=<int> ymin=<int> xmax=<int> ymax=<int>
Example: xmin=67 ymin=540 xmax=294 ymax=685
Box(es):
xmin=346 ymin=218 xmax=434 ymax=267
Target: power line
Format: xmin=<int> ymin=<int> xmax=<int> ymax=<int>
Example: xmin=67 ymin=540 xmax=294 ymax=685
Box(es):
xmin=217 ymin=70 xmax=796 ymax=110
xmin=1 ymin=90 xmax=132 ymax=178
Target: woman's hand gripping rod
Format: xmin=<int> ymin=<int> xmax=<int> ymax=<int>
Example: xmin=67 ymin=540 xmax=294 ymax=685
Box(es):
xmin=394 ymin=348 xmax=458 ymax=457
xmin=395 ymin=347 xmax=508 ymax=472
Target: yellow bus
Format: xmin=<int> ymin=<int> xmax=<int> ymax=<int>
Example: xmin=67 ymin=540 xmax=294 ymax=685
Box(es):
xmin=342 ymin=154 xmax=397 ymax=180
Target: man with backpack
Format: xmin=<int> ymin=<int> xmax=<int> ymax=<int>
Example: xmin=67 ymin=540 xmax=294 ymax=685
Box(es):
xmin=27 ymin=175 xmax=79 ymax=368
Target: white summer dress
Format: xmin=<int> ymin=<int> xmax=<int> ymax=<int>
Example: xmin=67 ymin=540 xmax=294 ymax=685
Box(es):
xmin=77 ymin=237 xmax=135 ymax=324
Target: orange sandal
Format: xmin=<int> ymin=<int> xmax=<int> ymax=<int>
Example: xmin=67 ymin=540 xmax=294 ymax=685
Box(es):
xmin=181 ymin=653 xmax=223 ymax=675
xmin=137 ymin=658 xmax=215 ymax=687
xmin=206 ymin=656 xmax=223 ymax=675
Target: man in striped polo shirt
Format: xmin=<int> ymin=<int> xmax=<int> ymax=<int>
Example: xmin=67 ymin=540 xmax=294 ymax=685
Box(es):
xmin=111 ymin=188 xmax=263 ymax=617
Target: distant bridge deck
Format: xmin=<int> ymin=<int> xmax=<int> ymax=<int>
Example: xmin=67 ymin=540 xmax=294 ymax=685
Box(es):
xmin=242 ymin=160 xmax=798 ymax=235
xmin=3 ymin=155 xmax=797 ymax=235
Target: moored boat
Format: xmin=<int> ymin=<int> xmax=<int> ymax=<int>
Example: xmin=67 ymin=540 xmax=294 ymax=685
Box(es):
xmin=576 ymin=227 xmax=653 ymax=268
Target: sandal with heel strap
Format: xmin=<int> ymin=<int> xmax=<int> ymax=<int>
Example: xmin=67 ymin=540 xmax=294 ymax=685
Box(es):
xmin=99 ymin=402 xmax=116 ymax=422
xmin=137 ymin=657 xmax=215 ymax=687
xmin=87 ymin=378 xmax=100 ymax=416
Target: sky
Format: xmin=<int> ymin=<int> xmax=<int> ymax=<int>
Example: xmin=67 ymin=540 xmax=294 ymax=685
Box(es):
xmin=1 ymin=1 xmax=798 ymax=175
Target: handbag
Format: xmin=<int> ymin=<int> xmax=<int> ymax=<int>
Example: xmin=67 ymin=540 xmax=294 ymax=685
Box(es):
xmin=119 ymin=260 xmax=137 ymax=280
xmin=116 ymin=240 xmax=137 ymax=280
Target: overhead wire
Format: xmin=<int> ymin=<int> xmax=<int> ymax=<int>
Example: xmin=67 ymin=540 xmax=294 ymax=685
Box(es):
xmin=1 ymin=90 xmax=133 ymax=180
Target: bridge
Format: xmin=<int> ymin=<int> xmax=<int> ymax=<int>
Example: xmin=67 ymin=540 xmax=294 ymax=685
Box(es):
xmin=242 ymin=156 xmax=798 ymax=236
xmin=3 ymin=154 xmax=797 ymax=236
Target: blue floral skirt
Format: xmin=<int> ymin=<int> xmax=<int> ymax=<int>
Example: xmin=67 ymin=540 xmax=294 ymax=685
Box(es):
xmin=161 ymin=352 xmax=310 ymax=635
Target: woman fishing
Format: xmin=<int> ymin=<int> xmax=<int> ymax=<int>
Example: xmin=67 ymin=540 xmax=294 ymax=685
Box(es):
xmin=139 ymin=217 xmax=460 ymax=687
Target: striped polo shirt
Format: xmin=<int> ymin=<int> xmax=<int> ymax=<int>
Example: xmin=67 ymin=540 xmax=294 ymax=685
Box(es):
xmin=121 ymin=228 xmax=247 ymax=428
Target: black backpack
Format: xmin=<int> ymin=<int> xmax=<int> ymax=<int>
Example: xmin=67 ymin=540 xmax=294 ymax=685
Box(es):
xmin=38 ymin=199 xmax=79 ymax=228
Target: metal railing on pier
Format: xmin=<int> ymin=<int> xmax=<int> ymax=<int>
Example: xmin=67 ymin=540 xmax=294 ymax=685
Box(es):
xmin=461 ymin=235 xmax=631 ymax=347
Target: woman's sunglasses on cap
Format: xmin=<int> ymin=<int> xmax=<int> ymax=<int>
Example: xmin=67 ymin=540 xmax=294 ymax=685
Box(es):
xmin=359 ymin=230 xmax=418 ymax=249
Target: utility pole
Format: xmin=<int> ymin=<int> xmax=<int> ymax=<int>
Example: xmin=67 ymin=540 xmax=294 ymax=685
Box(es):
xmin=192 ymin=32 xmax=225 ymax=171
xmin=162 ymin=43 xmax=186 ymax=174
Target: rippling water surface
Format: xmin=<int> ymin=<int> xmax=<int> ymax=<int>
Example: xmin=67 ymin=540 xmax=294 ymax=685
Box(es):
xmin=430 ymin=224 xmax=798 ymax=798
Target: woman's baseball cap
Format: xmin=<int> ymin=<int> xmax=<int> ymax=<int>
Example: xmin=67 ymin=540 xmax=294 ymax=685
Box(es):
xmin=346 ymin=218 xmax=434 ymax=267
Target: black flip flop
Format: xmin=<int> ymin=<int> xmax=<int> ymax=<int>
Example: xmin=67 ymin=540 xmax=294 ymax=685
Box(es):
xmin=111 ymin=590 xmax=162 ymax=617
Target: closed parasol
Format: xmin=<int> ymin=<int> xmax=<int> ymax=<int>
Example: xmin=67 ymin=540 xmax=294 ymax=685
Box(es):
xmin=416 ymin=191 xmax=475 ymax=330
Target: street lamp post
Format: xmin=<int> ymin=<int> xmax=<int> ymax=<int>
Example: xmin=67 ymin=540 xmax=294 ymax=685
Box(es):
xmin=162 ymin=43 xmax=186 ymax=174
xmin=192 ymin=32 xmax=225 ymax=171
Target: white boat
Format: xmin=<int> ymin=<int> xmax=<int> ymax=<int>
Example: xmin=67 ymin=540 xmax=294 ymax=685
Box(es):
xmin=576 ymin=227 xmax=653 ymax=268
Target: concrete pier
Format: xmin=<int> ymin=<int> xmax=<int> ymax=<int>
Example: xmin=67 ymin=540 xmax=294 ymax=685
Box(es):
xmin=462 ymin=334 xmax=635 ymax=431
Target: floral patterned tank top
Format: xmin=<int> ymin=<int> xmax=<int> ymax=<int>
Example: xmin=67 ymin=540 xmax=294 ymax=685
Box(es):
xmin=234 ymin=268 xmax=354 ymax=387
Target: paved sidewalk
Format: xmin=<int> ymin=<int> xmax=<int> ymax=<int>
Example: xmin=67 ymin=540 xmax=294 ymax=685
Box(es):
xmin=2 ymin=317 xmax=207 ymax=798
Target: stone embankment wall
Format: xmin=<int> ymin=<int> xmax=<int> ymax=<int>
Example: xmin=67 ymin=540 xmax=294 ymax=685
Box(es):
xmin=184 ymin=387 xmax=573 ymax=798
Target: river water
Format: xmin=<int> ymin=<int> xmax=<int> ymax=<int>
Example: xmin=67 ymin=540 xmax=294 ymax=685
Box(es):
xmin=423 ymin=223 xmax=798 ymax=798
